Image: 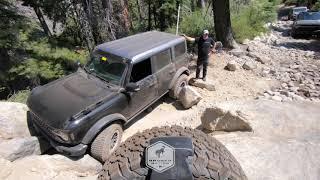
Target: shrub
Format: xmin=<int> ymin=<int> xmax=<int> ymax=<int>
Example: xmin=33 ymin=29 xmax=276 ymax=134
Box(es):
xmin=232 ymin=0 xmax=278 ymax=42
xmin=312 ymin=1 xmax=320 ymax=11
xmin=7 ymin=89 xmax=30 ymax=104
xmin=284 ymin=0 xmax=298 ymax=5
xmin=166 ymin=10 xmax=214 ymax=37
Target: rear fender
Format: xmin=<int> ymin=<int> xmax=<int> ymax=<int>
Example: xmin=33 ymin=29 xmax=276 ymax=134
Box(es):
xmin=169 ymin=67 xmax=190 ymax=89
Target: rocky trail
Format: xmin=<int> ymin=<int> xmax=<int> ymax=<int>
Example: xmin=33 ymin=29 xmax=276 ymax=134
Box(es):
xmin=1 ymin=18 xmax=320 ymax=180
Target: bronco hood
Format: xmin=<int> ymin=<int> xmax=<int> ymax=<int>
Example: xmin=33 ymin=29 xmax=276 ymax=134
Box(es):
xmin=27 ymin=71 xmax=117 ymax=129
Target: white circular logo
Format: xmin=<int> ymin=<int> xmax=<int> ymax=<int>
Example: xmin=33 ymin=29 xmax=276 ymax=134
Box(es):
xmin=146 ymin=141 xmax=175 ymax=173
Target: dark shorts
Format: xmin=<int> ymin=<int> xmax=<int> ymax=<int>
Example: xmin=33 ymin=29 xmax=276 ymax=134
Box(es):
xmin=197 ymin=56 xmax=209 ymax=62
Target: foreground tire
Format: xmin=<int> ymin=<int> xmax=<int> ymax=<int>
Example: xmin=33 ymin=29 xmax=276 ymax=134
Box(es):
xmin=98 ymin=126 xmax=247 ymax=180
xmin=169 ymin=74 xmax=189 ymax=99
xmin=91 ymin=123 xmax=123 ymax=162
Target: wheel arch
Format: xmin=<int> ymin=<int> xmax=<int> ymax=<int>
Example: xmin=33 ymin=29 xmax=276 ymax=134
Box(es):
xmin=169 ymin=67 xmax=190 ymax=89
xmin=81 ymin=113 xmax=126 ymax=145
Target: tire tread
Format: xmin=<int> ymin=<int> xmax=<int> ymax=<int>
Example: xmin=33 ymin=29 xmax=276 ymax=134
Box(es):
xmin=98 ymin=126 xmax=247 ymax=180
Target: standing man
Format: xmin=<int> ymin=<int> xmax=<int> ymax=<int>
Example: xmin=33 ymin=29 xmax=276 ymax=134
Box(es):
xmin=182 ymin=30 xmax=215 ymax=81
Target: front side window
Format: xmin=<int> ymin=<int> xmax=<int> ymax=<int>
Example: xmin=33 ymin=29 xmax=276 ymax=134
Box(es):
xmin=85 ymin=51 xmax=127 ymax=85
xmin=130 ymin=59 xmax=152 ymax=83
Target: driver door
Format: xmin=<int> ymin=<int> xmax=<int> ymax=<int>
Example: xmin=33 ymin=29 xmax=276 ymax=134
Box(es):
xmin=125 ymin=58 xmax=157 ymax=118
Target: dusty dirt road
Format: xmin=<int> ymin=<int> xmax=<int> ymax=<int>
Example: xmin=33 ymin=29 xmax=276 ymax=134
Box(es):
xmin=122 ymin=19 xmax=320 ymax=179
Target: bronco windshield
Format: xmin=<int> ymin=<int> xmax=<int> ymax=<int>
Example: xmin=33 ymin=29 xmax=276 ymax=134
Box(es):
xmin=303 ymin=12 xmax=320 ymax=20
xmin=85 ymin=51 xmax=127 ymax=86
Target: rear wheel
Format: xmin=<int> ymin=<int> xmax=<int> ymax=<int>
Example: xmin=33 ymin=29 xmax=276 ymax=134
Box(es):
xmin=90 ymin=123 xmax=123 ymax=162
xmin=169 ymin=74 xmax=189 ymax=99
xmin=98 ymin=126 xmax=247 ymax=180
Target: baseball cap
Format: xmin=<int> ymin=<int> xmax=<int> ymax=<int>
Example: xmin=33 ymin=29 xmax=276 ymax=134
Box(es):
xmin=203 ymin=30 xmax=209 ymax=34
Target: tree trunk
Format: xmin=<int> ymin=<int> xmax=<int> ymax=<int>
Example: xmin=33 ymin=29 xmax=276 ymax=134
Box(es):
xmin=153 ymin=2 xmax=157 ymax=28
xmin=190 ymin=0 xmax=195 ymax=11
xmin=212 ymin=0 xmax=236 ymax=48
xmin=101 ymin=0 xmax=116 ymax=40
xmin=136 ymin=0 xmax=143 ymax=21
xmin=148 ymin=0 xmax=151 ymax=30
xmin=33 ymin=5 xmax=52 ymax=37
xmin=72 ymin=0 xmax=95 ymax=51
xmin=197 ymin=0 xmax=205 ymax=9
xmin=158 ymin=1 xmax=165 ymax=31
xmin=119 ymin=0 xmax=131 ymax=33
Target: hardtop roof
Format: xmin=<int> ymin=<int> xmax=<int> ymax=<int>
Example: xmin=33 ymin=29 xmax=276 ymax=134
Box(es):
xmin=95 ymin=31 xmax=185 ymax=62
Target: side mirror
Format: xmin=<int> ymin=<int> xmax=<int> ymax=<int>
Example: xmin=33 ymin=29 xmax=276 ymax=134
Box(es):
xmin=126 ymin=82 xmax=140 ymax=92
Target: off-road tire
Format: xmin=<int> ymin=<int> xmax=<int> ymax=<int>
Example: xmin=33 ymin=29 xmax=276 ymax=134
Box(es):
xmin=98 ymin=126 xmax=247 ymax=180
xmin=169 ymin=74 xmax=189 ymax=99
xmin=91 ymin=123 xmax=123 ymax=162
xmin=291 ymin=31 xmax=301 ymax=39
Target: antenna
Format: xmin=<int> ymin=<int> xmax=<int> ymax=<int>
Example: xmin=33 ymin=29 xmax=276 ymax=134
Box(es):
xmin=176 ymin=4 xmax=181 ymax=35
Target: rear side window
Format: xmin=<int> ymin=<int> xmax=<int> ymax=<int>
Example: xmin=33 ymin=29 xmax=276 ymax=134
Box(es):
xmin=130 ymin=59 xmax=152 ymax=83
xmin=174 ymin=43 xmax=186 ymax=58
xmin=152 ymin=49 xmax=171 ymax=71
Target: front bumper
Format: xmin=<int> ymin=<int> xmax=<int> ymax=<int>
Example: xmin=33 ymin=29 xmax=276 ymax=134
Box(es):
xmin=30 ymin=112 xmax=88 ymax=157
xmin=50 ymin=140 xmax=88 ymax=156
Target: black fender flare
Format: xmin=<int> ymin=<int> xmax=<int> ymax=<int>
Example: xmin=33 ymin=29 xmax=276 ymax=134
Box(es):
xmin=81 ymin=113 xmax=126 ymax=144
xmin=169 ymin=67 xmax=190 ymax=89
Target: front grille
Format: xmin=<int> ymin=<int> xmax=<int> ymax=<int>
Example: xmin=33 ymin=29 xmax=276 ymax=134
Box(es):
xmin=30 ymin=112 xmax=63 ymax=143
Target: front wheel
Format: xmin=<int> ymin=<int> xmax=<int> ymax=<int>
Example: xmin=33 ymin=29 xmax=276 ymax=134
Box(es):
xmin=169 ymin=74 xmax=189 ymax=99
xmin=90 ymin=123 xmax=123 ymax=162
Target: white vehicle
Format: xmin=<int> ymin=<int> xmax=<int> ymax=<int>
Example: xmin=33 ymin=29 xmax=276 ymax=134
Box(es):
xmin=290 ymin=7 xmax=308 ymax=20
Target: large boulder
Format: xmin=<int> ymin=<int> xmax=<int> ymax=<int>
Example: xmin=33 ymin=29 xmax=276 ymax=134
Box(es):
xmin=190 ymin=78 xmax=216 ymax=91
xmin=0 ymin=102 xmax=32 ymax=140
xmin=201 ymin=107 xmax=252 ymax=132
xmin=211 ymin=100 xmax=320 ymax=180
xmin=178 ymin=86 xmax=202 ymax=109
xmin=229 ymin=48 xmax=247 ymax=57
xmin=248 ymin=52 xmax=271 ymax=64
xmin=242 ymin=60 xmax=257 ymax=70
xmin=0 ymin=137 xmax=50 ymax=162
xmin=1 ymin=154 xmax=101 ymax=180
xmin=215 ymin=132 xmax=320 ymax=180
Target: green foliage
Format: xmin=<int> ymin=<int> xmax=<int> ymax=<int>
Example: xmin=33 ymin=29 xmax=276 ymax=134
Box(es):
xmin=283 ymin=0 xmax=310 ymax=5
xmin=0 ymin=0 xmax=88 ymax=100
xmin=312 ymin=0 xmax=320 ymax=10
xmin=166 ymin=10 xmax=214 ymax=37
xmin=284 ymin=0 xmax=298 ymax=5
xmin=231 ymin=0 xmax=278 ymax=42
xmin=8 ymin=36 xmax=88 ymax=85
xmin=0 ymin=0 xmax=30 ymax=49
xmin=7 ymin=89 xmax=30 ymax=104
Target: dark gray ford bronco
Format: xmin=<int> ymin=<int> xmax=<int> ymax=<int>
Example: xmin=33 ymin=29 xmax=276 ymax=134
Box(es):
xmin=27 ymin=31 xmax=190 ymax=161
